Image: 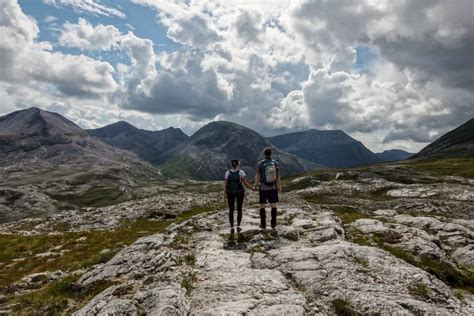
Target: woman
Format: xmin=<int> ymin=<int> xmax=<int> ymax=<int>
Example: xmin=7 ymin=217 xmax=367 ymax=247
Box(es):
xmin=224 ymin=159 xmax=255 ymax=234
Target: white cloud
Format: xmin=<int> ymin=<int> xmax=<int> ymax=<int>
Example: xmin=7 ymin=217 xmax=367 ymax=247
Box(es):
xmin=0 ymin=0 xmax=118 ymax=98
xmin=43 ymin=0 xmax=125 ymax=18
xmin=60 ymin=18 xmax=122 ymax=50
xmin=1 ymin=0 xmax=473 ymax=153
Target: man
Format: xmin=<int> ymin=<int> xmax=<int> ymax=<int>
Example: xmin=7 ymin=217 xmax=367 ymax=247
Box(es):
xmin=224 ymin=158 xmax=255 ymax=234
xmin=254 ymin=147 xmax=282 ymax=233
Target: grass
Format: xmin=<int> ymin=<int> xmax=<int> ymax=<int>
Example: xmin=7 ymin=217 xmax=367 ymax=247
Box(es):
xmin=180 ymin=273 xmax=197 ymax=295
xmin=408 ymin=283 xmax=431 ymax=300
xmin=347 ymin=228 xmax=474 ymax=294
xmin=10 ymin=275 xmax=112 ymax=315
xmin=330 ymin=205 xmax=367 ymax=224
xmin=0 ymin=203 xmax=220 ymax=293
xmin=49 ymin=186 xmax=124 ymax=208
xmin=331 ymin=299 xmax=359 ymax=316
xmin=352 ymin=256 xmax=369 ymax=268
xmin=404 ymin=157 xmax=474 ymax=179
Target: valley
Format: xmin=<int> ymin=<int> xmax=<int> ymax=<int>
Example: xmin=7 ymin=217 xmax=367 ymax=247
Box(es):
xmin=0 ymin=108 xmax=473 ymax=314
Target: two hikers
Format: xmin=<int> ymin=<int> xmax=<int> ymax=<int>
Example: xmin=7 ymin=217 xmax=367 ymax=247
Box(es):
xmin=224 ymin=147 xmax=281 ymax=234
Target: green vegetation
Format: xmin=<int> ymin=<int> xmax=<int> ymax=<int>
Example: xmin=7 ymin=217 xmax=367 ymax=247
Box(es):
xmin=174 ymin=253 xmax=196 ymax=266
xmin=49 ymin=186 xmax=124 ymax=208
xmin=331 ymin=298 xmax=359 ymax=316
xmin=11 ymin=276 xmax=112 ymax=315
xmin=0 ymin=203 xmax=219 ymax=293
xmin=347 ymin=228 xmax=474 ymax=293
xmin=404 ymin=157 xmax=474 ymax=179
xmin=352 ymin=256 xmax=369 ymax=268
xmin=180 ymin=273 xmax=197 ymax=295
xmin=408 ymin=283 xmax=431 ymax=300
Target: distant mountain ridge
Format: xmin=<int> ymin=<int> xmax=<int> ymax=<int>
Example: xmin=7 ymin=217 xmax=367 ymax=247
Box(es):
xmin=267 ymin=129 xmax=382 ymax=168
xmin=159 ymin=121 xmax=320 ymax=180
xmin=88 ymin=121 xmax=189 ymax=164
xmin=376 ymin=149 xmax=414 ymax=162
xmin=412 ymin=118 xmax=474 ymax=159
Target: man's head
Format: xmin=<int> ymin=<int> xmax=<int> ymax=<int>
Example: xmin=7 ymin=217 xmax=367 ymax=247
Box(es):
xmin=231 ymin=159 xmax=239 ymax=168
xmin=263 ymin=147 xmax=272 ymax=157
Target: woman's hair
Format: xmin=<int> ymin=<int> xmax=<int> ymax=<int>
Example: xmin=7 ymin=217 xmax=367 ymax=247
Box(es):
xmin=263 ymin=147 xmax=272 ymax=156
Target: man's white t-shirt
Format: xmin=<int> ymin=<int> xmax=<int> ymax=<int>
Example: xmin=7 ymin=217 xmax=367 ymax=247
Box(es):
xmin=224 ymin=169 xmax=246 ymax=179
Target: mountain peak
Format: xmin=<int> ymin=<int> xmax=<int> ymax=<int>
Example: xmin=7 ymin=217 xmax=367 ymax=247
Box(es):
xmin=0 ymin=107 xmax=86 ymax=138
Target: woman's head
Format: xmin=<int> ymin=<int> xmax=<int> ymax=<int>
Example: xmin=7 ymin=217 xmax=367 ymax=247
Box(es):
xmin=263 ymin=147 xmax=272 ymax=157
xmin=230 ymin=159 xmax=239 ymax=168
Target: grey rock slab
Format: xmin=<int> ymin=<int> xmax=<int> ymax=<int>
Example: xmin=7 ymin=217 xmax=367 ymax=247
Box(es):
xmin=451 ymin=245 xmax=474 ymax=271
xmin=189 ymin=221 xmax=307 ymax=314
xmin=351 ymin=218 xmax=390 ymax=234
xmin=78 ymin=235 xmax=173 ymax=286
xmin=253 ymin=240 xmax=468 ymax=314
xmin=133 ymin=283 xmax=191 ymax=315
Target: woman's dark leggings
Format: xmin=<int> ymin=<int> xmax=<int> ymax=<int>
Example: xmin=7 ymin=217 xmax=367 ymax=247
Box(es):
xmin=227 ymin=192 xmax=244 ymax=227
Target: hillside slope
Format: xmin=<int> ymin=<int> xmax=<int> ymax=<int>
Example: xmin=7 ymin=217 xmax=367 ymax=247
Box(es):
xmin=267 ymin=129 xmax=381 ymax=168
xmin=159 ymin=121 xmax=319 ymax=180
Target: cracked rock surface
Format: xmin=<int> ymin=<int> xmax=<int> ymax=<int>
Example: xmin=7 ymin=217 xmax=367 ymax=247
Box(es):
xmin=73 ymin=191 xmax=473 ymax=315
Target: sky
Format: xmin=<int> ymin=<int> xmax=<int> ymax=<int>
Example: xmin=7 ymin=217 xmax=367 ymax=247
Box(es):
xmin=0 ymin=0 xmax=473 ymax=153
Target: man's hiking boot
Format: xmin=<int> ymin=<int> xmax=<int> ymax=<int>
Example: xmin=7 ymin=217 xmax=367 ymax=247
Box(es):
xmin=236 ymin=226 xmax=242 ymax=233
xmin=230 ymin=227 xmax=235 ymax=234
xmin=271 ymin=227 xmax=278 ymax=237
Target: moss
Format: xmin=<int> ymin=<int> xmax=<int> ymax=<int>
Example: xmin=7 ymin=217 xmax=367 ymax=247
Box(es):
xmin=49 ymin=186 xmax=124 ymax=208
xmin=0 ymin=203 xmax=220 ymax=292
xmin=11 ymin=275 xmax=112 ymax=315
xmin=180 ymin=273 xmax=197 ymax=295
xmin=352 ymin=256 xmax=369 ymax=268
xmin=408 ymin=283 xmax=431 ymax=300
xmin=406 ymin=157 xmax=474 ymax=179
xmin=331 ymin=298 xmax=359 ymax=316
xmin=302 ymin=194 xmax=335 ymax=205
xmin=331 ymin=206 xmax=367 ymax=224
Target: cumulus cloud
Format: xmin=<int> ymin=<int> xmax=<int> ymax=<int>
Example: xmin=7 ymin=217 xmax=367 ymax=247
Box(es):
xmin=43 ymin=0 xmax=125 ymax=18
xmin=1 ymin=0 xmax=473 ymax=153
xmin=0 ymin=0 xmax=118 ymax=98
xmin=60 ymin=18 xmax=122 ymax=50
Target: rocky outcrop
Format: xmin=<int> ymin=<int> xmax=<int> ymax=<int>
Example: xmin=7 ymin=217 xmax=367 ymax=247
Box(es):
xmin=73 ymin=196 xmax=472 ymax=314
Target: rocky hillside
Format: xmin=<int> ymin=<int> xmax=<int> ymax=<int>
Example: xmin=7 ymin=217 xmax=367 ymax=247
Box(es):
xmin=159 ymin=121 xmax=319 ymax=180
xmin=413 ymin=118 xmax=474 ymax=159
xmin=88 ymin=121 xmax=189 ymax=164
xmin=376 ymin=149 xmax=414 ymax=162
xmin=0 ymin=108 xmax=161 ymax=221
xmin=267 ymin=129 xmax=381 ymax=168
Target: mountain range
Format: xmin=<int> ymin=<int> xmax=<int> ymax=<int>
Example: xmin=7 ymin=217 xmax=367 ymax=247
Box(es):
xmin=88 ymin=121 xmax=189 ymax=164
xmin=267 ymin=129 xmax=382 ymax=168
xmin=157 ymin=121 xmax=319 ymax=180
xmin=0 ymin=107 xmax=472 ymax=221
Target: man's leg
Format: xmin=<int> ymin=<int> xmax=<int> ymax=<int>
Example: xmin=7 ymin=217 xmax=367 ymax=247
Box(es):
xmin=270 ymin=189 xmax=279 ymax=229
xmin=259 ymin=203 xmax=266 ymax=229
xmin=270 ymin=203 xmax=277 ymax=229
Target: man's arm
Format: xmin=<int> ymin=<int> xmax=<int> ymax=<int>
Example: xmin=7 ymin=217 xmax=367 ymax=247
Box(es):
xmin=254 ymin=163 xmax=261 ymax=190
xmin=242 ymin=177 xmax=255 ymax=191
xmin=277 ymin=164 xmax=282 ymax=193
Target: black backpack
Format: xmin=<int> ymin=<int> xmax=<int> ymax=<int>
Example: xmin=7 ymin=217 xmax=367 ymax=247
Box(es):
xmin=227 ymin=170 xmax=244 ymax=193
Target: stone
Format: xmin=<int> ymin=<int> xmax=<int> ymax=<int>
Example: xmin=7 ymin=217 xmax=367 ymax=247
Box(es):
xmin=351 ymin=219 xmax=389 ymax=234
